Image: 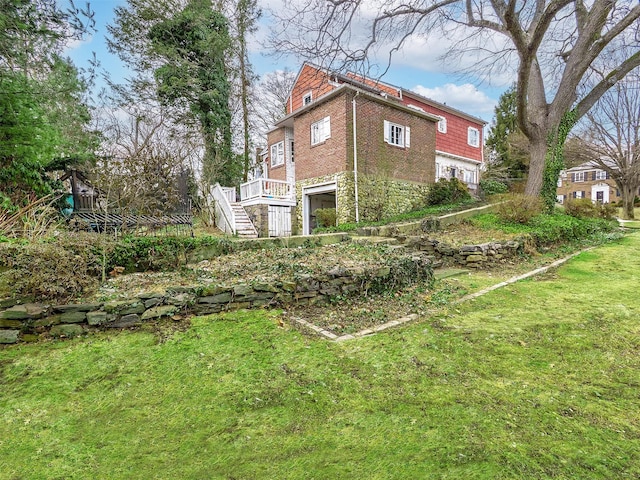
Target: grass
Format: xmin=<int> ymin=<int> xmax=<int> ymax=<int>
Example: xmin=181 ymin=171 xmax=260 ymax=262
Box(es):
xmin=469 ymin=212 xmax=620 ymax=248
xmin=2 ymin=233 xmax=640 ymax=478
xmin=313 ymin=198 xmax=479 ymax=233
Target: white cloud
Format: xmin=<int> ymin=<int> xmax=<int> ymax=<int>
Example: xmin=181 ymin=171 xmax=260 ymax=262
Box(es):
xmin=391 ymin=33 xmax=516 ymax=89
xmin=64 ymin=34 xmax=93 ymax=53
xmin=410 ymin=83 xmax=497 ymax=118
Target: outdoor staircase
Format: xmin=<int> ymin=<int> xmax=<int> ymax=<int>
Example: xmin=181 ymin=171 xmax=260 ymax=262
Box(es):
xmin=230 ymin=203 xmax=258 ymax=238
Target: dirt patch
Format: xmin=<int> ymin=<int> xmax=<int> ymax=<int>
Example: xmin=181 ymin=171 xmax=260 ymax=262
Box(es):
xmin=285 ymin=283 xmax=434 ymax=335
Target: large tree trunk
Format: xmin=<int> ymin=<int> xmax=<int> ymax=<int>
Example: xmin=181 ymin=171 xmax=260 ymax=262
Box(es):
xmin=524 ymin=138 xmax=548 ymax=196
xmin=622 ymin=184 xmax=635 ymax=220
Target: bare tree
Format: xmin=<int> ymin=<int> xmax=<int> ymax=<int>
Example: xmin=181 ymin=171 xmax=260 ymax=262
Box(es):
xmin=251 ymin=68 xmax=297 ymax=139
xmin=269 ymin=1 xmax=640 ymax=208
xmin=580 ymin=71 xmax=640 ymax=220
xmin=93 ymin=102 xmax=201 ymax=216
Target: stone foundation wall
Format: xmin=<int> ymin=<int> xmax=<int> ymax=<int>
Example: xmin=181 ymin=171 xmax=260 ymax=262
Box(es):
xmin=244 ymin=204 xmax=269 ymax=237
xmin=357 ymin=175 xmax=431 ymax=221
xmin=296 ymin=172 xmax=431 ymax=231
xmin=296 ymin=172 xmax=354 ymax=229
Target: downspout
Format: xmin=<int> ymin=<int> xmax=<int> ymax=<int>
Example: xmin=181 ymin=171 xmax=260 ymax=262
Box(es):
xmin=479 ymin=126 xmax=485 ymax=185
xmin=352 ymin=91 xmax=360 ymax=223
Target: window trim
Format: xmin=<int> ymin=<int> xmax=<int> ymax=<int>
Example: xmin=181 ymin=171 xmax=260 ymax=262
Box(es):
xmin=270 ymin=141 xmax=284 ymax=168
xmin=595 ymin=170 xmax=607 ymax=180
xmin=311 ymin=116 xmax=331 ymax=146
xmin=384 ymin=120 xmax=411 ymax=148
xmin=467 ymin=127 xmax=480 ymax=147
xmin=574 ymin=171 xmax=585 ymax=182
xmin=302 ymin=91 xmax=313 ymax=106
xmin=437 ymin=116 xmax=447 ymax=134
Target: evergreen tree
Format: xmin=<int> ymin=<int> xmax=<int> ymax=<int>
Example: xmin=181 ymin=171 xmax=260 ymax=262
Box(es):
xmin=485 ymin=85 xmax=528 ymax=179
xmin=0 ymin=0 xmax=97 ymax=209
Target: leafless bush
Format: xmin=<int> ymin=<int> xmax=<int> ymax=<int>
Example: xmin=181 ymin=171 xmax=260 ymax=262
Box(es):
xmin=0 ymin=194 xmax=64 ymax=240
xmin=495 ymin=194 xmax=543 ymax=224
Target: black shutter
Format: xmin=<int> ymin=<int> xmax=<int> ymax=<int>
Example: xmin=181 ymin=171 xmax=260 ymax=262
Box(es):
xmin=592 ymin=171 xmax=597 ymax=181
xmin=571 ymin=173 xmax=575 ymax=182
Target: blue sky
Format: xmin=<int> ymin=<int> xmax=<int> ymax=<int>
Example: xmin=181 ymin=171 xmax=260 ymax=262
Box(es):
xmin=66 ymin=0 xmax=506 ymax=123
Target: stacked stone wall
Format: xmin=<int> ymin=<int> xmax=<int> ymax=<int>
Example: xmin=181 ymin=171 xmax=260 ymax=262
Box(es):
xmin=402 ymin=236 xmax=524 ymax=267
xmin=0 ymin=253 xmax=432 ymax=344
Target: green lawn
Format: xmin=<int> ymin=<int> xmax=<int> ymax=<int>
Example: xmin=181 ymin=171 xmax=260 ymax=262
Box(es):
xmin=1 ymin=235 xmax=639 ymax=479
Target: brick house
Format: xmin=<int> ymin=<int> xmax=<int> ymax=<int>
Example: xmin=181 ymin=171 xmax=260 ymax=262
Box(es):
xmin=556 ymin=162 xmax=619 ymax=204
xmin=222 ymin=63 xmax=486 ymax=237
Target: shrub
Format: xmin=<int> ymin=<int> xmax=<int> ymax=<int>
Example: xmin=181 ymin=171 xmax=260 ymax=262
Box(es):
xmin=0 ymin=233 xmax=236 ymax=301
xmin=494 ymin=194 xmax=543 ymax=224
xmin=564 ymin=199 xmax=617 ymax=220
xmin=529 ymin=214 xmax=618 ymax=245
xmin=471 ymin=211 xmax=618 ymax=247
xmin=314 ymin=208 xmax=337 ymax=228
xmin=427 ymin=178 xmax=471 ymax=206
xmin=0 ymin=233 xmax=109 ymax=301
xmin=479 ymin=179 xmax=508 ymax=196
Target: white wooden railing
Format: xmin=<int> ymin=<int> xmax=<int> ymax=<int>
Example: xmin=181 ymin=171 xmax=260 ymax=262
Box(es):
xmin=221 ymin=187 xmax=236 ymax=203
xmin=210 ymin=183 xmax=236 ymax=235
xmin=240 ymin=178 xmax=294 ymax=201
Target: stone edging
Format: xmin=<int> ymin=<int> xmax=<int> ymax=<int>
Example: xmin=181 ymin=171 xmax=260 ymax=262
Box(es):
xmin=294 ymin=248 xmax=592 ymax=342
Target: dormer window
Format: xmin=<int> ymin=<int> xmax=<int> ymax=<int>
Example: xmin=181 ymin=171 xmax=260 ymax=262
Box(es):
xmin=303 ymin=91 xmax=312 ymax=106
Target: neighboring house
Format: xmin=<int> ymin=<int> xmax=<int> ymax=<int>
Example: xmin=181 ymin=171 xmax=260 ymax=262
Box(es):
xmin=556 ymin=161 xmax=620 ymax=204
xmin=216 ymin=62 xmax=486 ymax=237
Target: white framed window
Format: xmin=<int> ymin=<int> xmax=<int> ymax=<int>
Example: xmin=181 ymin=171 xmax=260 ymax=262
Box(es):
xmin=595 ymin=170 xmax=607 ymax=180
xmin=467 ymin=127 xmax=480 ymax=147
xmin=573 ymin=191 xmax=584 ymax=199
xmin=303 ymin=91 xmax=313 ymax=106
xmin=311 ymin=116 xmax=331 ymax=145
xmin=311 ymin=117 xmax=331 ymax=145
xmin=437 ymin=116 xmax=447 ymax=133
xmin=270 ymin=141 xmax=284 ymax=167
xmin=463 ymin=170 xmax=475 ymax=184
xmin=573 ymin=171 xmax=585 ymax=182
xmin=384 ymin=120 xmax=411 ymax=148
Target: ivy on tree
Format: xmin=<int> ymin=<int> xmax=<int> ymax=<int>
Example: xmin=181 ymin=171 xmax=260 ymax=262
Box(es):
xmin=149 ymin=0 xmax=238 ymax=187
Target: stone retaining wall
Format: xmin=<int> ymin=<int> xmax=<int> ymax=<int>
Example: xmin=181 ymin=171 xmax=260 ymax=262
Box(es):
xmin=401 ymin=235 xmax=524 ymax=267
xmin=0 ymin=255 xmax=432 ymax=344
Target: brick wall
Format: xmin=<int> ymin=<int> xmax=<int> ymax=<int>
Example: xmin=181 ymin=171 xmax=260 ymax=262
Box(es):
xmin=556 ymin=176 xmax=618 ymax=202
xmin=354 ymin=93 xmax=436 ymax=184
xmin=293 ymin=94 xmax=350 ymax=181
xmin=265 ymin=128 xmax=287 ymax=181
xmin=291 ymin=90 xmax=436 ymax=185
